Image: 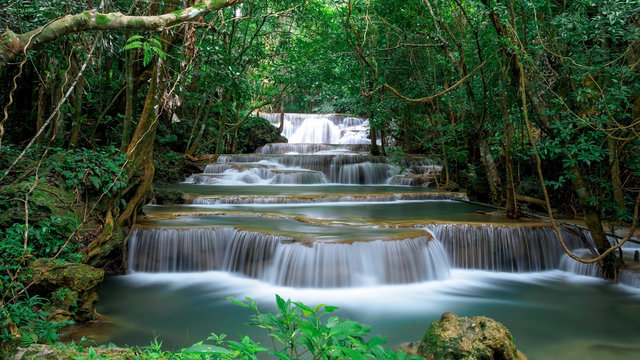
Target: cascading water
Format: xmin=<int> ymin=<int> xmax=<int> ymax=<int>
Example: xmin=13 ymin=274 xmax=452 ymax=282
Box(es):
xmin=428 ymin=224 xmax=588 ymax=272
xmin=259 ymin=113 xmax=374 ymax=144
xmin=98 ymin=112 xmax=640 ymax=359
xmin=128 ymin=227 xmax=449 ymax=287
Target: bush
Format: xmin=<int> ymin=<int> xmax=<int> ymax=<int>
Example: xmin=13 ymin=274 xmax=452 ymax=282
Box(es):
xmin=132 ymin=295 xmax=418 ymax=360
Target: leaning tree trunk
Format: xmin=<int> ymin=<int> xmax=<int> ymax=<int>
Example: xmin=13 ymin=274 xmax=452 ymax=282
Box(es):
xmin=85 ymin=57 xmax=163 ymax=266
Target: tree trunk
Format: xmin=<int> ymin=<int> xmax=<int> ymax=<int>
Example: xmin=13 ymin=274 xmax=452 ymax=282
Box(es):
xmin=68 ymin=67 xmax=85 ymax=148
xmin=35 ymin=66 xmax=48 ymax=145
xmin=608 ymin=136 xmax=625 ymax=214
xmin=279 ymin=103 xmax=285 ymax=134
xmin=120 ymin=43 xmax=135 ymax=153
xmin=498 ymin=73 xmax=520 ymax=218
xmin=479 ymin=136 xmax=503 ymax=205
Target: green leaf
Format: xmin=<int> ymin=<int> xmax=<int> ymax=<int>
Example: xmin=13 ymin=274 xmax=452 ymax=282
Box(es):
xmin=150 ymin=46 xmax=167 ymax=60
xmin=127 ymin=35 xmax=144 ymax=42
xmin=225 ymin=296 xmax=251 ymax=308
xmin=324 ymin=305 xmax=339 ymax=313
xmin=276 ymin=294 xmax=288 ymax=313
xmin=181 ymin=344 xmax=231 ymax=355
xmin=124 ymin=41 xmax=143 ymax=50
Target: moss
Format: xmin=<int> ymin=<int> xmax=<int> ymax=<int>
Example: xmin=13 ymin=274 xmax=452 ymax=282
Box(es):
xmin=172 ymin=9 xmax=185 ymax=16
xmin=128 ymin=18 xmax=148 ymax=28
xmin=95 ymin=14 xmax=111 ymax=25
xmin=0 ymin=182 xmax=78 ymax=227
xmin=29 ymin=259 xmax=105 ymax=322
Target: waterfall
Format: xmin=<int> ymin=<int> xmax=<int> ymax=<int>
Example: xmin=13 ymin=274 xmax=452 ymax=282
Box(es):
xmin=188 ymin=192 xmax=467 ymax=205
xmin=207 ymin=154 xmax=432 ymax=185
xmin=184 ymin=160 xmax=328 ymax=185
xmin=619 ymin=269 xmax=640 ymax=288
xmin=256 ymin=143 xmax=370 ymax=155
xmin=128 ymin=228 xmax=451 ymax=287
xmin=558 ymin=248 xmax=602 ymax=277
xmin=289 ymin=118 xmax=341 ymax=144
xmin=128 ymin=228 xmax=281 ymax=275
xmin=265 ymin=236 xmax=450 ymax=287
xmin=428 ymin=224 xmax=589 ymax=272
xmin=258 ymin=113 xmax=377 ymax=145
xmin=337 ymin=162 xmax=400 ymax=184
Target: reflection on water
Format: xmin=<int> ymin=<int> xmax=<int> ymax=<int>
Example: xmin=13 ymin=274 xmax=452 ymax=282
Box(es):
xmin=97 ymin=270 xmax=640 ymax=360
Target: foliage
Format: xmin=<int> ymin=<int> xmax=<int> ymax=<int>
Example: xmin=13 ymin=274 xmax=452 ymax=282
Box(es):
xmin=124 ymin=35 xmax=166 ymax=67
xmin=235 ymin=116 xmax=288 ymax=154
xmin=0 ymin=216 xmax=79 ymax=353
xmin=121 ymin=295 xmax=417 ymax=360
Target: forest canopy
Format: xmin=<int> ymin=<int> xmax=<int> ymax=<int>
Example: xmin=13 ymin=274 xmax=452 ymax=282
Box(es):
xmin=1 ymin=0 xmax=639 ymax=353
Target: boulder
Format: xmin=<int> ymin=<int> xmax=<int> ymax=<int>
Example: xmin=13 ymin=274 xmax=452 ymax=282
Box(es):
xmin=0 ymin=182 xmax=77 ymax=228
xmin=29 ymin=259 xmax=104 ymax=322
xmin=13 ymin=344 xmax=130 ymax=360
xmin=418 ymin=312 xmax=526 ymax=360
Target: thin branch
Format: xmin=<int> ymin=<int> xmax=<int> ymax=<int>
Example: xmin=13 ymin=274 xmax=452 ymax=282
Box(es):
xmin=375 ymin=61 xmax=487 ymax=103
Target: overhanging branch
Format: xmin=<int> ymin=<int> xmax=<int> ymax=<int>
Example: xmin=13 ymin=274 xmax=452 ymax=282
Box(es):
xmin=372 ymin=61 xmax=487 ymax=103
xmin=0 ymin=0 xmax=244 ymax=68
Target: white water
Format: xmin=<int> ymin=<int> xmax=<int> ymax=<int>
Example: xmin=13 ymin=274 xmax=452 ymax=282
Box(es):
xmin=259 ymin=113 xmax=374 ymax=145
xmin=128 ymin=227 xmax=449 ymax=287
xmin=111 ymin=112 xmax=640 ymax=359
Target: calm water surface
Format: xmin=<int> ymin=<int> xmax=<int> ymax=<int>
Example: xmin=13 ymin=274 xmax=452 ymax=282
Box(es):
xmin=97 ymin=270 xmax=640 ymax=360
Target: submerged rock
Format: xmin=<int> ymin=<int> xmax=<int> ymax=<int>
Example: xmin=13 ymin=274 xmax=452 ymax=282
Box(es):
xmin=418 ymin=312 xmax=526 ymax=360
xmin=29 ymin=259 xmax=104 ymax=322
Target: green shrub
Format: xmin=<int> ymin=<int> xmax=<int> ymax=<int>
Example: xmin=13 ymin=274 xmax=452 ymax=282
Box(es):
xmin=131 ymin=295 xmax=418 ymax=360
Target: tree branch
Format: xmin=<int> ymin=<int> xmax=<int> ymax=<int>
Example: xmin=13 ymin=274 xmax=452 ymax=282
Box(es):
xmin=374 ymin=61 xmax=487 ymax=103
xmin=0 ymin=0 xmax=244 ymax=68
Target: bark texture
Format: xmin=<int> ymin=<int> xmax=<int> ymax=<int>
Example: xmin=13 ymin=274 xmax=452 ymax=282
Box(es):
xmin=0 ymin=0 xmax=243 ymax=67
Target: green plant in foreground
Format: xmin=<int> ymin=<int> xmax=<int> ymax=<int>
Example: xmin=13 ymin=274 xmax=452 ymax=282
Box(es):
xmin=176 ymin=295 xmax=417 ymax=360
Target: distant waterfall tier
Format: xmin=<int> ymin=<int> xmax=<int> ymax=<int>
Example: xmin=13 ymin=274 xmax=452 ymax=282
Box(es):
xmin=185 ymin=163 xmax=327 ymax=185
xmin=258 ymin=113 xmax=372 ymax=144
xmin=187 ymin=192 xmax=467 ymax=205
xmin=429 ymin=224 xmax=590 ymax=272
xmin=256 ymin=143 xmax=371 ymax=155
xmin=128 ymin=227 xmax=451 ymax=287
xmin=185 ymin=154 xmax=436 ymax=185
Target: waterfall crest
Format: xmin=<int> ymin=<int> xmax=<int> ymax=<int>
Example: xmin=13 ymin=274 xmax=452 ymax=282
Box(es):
xmin=428 ymin=224 xmax=589 ymax=272
xmin=129 ymin=228 xmax=450 ymax=287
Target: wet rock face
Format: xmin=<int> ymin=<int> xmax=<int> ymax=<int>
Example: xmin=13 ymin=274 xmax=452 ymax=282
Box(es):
xmin=28 ymin=259 xmax=104 ymax=322
xmin=418 ymin=312 xmax=521 ymax=360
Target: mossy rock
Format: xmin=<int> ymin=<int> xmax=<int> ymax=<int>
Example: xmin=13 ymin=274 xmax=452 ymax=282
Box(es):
xmin=418 ymin=312 xmax=524 ymax=360
xmin=236 ymin=116 xmax=288 ymax=154
xmin=29 ymin=259 xmax=104 ymax=322
xmin=0 ymin=182 xmax=78 ymax=227
xmin=153 ymin=186 xmax=185 ymax=205
xmin=13 ymin=344 xmax=132 ymax=360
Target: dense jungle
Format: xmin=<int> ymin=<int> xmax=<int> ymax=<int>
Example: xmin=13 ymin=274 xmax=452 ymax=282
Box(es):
xmin=1 ymin=0 xmax=640 ymax=359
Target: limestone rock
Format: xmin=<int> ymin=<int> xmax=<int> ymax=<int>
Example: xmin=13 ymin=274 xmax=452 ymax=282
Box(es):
xmin=418 ymin=312 xmax=524 ymax=360
xmin=13 ymin=344 xmax=130 ymax=360
xmin=29 ymin=259 xmax=104 ymax=322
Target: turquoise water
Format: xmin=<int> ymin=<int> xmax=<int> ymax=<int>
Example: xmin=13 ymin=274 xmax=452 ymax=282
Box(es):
xmin=96 ymin=138 xmax=640 ymax=359
xmin=97 ymin=270 xmax=640 ymax=360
